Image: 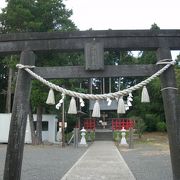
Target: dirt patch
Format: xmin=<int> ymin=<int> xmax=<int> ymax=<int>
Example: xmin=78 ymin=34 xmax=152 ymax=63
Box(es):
xmin=120 ymin=132 xmax=170 ymax=152
xmin=135 ymin=132 xmax=170 ymax=151
xmin=140 ymin=132 xmax=169 ymax=144
xmin=141 ymin=150 xmax=170 ymax=156
xmin=135 ymin=132 xmax=169 ymax=146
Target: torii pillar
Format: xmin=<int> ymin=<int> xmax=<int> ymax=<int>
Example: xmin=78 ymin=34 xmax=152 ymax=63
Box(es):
xmin=3 ymin=50 xmax=35 ymax=180
xmin=157 ymin=47 xmax=180 ymax=180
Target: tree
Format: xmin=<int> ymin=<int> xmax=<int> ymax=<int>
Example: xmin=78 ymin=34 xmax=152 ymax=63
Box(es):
xmin=175 ymin=54 xmax=180 ymax=95
xmin=0 ymin=0 xmax=78 ymax=144
xmin=126 ymin=24 xmax=166 ymax=131
xmin=0 ymin=0 xmax=76 ymax=33
xmin=0 ymin=58 xmax=8 ymax=112
xmin=2 ymin=55 xmax=18 ymax=113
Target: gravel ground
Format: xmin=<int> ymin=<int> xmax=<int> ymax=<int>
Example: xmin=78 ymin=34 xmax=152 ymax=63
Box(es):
xmin=119 ymin=133 xmax=173 ymax=180
xmin=0 ymin=133 xmax=174 ymax=180
xmin=0 ymin=144 xmax=87 ymax=180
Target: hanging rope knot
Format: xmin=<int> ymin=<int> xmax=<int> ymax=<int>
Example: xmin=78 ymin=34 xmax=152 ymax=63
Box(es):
xmin=56 ymin=93 xmax=65 ymax=109
xmin=79 ymin=98 xmax=85 ymax=107
xmin=16 ymin=64 xmax=35 ymax=69
xmin=106 ymin=97 xmax=112 ymax=106
xmin=156 ymin=59 xmax=176 ymax=65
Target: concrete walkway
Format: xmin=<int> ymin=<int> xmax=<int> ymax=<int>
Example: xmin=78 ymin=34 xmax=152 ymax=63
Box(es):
xmin=61 ymin=141 xmax=136 ymax=180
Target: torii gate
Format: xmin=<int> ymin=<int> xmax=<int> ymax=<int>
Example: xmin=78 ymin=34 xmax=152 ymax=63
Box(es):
xmin=0 ymin=30 xmax=180 ymax=180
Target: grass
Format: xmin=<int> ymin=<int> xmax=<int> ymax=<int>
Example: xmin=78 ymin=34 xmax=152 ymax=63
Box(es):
xmin=131 ymin=132 xmax=170 ymax=151
xmin=136 ymin=132 xmax=169 ymax=144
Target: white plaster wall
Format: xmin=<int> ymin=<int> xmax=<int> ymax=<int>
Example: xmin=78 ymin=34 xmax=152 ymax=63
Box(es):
xmin=0 ymin=113 xmax=57 ymax=143
xmin=0 ymin=113 xmax=11 ymax=143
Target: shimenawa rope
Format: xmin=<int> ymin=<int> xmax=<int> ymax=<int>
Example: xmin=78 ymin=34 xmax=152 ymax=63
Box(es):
xmin=16 ymin=59 xmax=176 ymax=100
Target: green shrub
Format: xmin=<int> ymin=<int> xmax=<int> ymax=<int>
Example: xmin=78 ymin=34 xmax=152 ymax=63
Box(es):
xmin=144 ymin=114 xmax=157 ymax=132
xmin=113 ymin=130 xmax=129 ymax=142
xmin=65 ymin=132 xmax=73 ymax=142
xmin=65 ymin=114 xmax=77 ymax=133
xmin=130 ymin=116 xmax=146 ymax=138
xmin=156 ymin=121 xmax=167 ymax=132
xmin=85 ymin=131 xmax=95 ymax=141
xmin=113 ymin=131 xmax=121 ymax=142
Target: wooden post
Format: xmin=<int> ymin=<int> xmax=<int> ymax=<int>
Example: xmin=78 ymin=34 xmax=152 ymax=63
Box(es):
xmin=3 ymin=50 xmax=35 ymax=180
xmin=103 ymin=77 xmax=105 ymax=94
xmin=118 ymin=77 xmax=121 ymax=91
xmin=5 ymin=66 xmax=13 ymax=113
xmin=89 ymin=78 xmax=93 ymax=94
xmin=157 ymin=47 xmax=180 ymax=180
xmin=129 ymin=127 xmax=134 ymax=149
xmin=74 ymin=128 xmax=79 ymax=148
xmin=62 ymin=100 xmax=65 ymax=147
xmin=109 ymin=77 xmax=111 ymax=93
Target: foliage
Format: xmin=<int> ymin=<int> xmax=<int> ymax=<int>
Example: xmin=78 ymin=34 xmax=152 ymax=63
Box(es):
xmin=102 ymin=38 xmax=167 ymax=133
xmin=156 ymin=121 xmax=167 ymax=132
xmin=85 ymin=131 xmax=95 ymax=141
xmin=65 ymin=131 xmax=73 ymax=143
xmin=0 ymin=0 xmax=81 ymax=144
xmin=2 ymin=55 xmax=19 ymax=68
xmin=150 ymin=23 xmax=160 ymax=31
xmin=0 ymin=6 xmax=177 ymax=135
xmin=113 ymin=131 xmax=121 ymax=142
xmin=65 ymin=114 xmax=77 ymax=133
xmin=113 ymin=130 xmax=131 ymax=142
xmin=137 ymin=51 xmax=157 ymax=64
xmin=30 ymin=80 xmax=48 ymax=107
xmin=144 ymin=114 xmax=159 ymax=132
xmin=65 ymin=130 xmax=95 ymax=143
xmin=126 ymin=33 xmax=166 ymax=132
xmin=131 ymin=116 xmax=146 ymax=138
xmin=175 ymin=54 xmax=180 ymax=95
xmin=0 ymin=0 xmax=82 ymax=115
xmin=0 ymin=0 xmax=76 ymax=33
xmin=175 ymin=68 xmax=180 ymax=95
xmin=0 ymin=59 xmax=8 ymax=112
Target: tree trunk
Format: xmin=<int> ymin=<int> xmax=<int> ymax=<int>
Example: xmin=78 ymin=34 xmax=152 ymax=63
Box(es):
xmin=5 ymin=67 xmax=13 ymax=113
xmin=28 ymin=102 xmax=37 ymax=145
xmin=36 ymin=106 xmax=43 ymax=144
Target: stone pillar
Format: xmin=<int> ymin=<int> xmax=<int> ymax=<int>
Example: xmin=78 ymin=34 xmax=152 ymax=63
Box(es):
xmin=157 ymin=47 xmax=180 ymax=180
xmin=120 ymin=127 xmax=128 ymax=145
xmin=3 ymin=50 xmax=35 ymax=180
xmin=79 ymin=127 xmax=87 ymax=146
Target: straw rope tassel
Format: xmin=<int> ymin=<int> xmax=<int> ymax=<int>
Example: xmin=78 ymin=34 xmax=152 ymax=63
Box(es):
xmin=92 ymin=100 xmax=100 ymax=117
xmin=117 ymin=97 xmax=126 ymax=114
xmin=141 ymin=86 xmax=150 ymax=103
xmin=46 ymin=88 xmax=55 ymax=105
xmin=68 ymin=97 xmax=77 ymax=114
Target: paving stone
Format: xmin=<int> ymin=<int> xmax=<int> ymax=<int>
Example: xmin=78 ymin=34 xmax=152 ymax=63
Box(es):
xmin=61 ymin=141 xmax=135 ymax=180
xmin=0 ymin=144 xmax=87 ymax=180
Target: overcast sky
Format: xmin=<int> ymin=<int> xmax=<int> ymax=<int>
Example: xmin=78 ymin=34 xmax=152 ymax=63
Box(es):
xmin=65 ymin=0 xmax=180 ymax=30
xmin=0 ymin=0 xmax=180 ymax=58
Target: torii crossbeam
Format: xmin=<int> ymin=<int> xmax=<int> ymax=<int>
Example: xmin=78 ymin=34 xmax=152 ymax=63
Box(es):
xmin=0 ymin=30 xmax=179 ymax=180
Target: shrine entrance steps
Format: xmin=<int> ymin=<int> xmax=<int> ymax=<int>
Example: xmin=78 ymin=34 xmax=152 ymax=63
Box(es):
xmin=61 ymin=141 xmax=135 ymax=180
xmin=95 ymin=129 xmax=113 ymax=141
